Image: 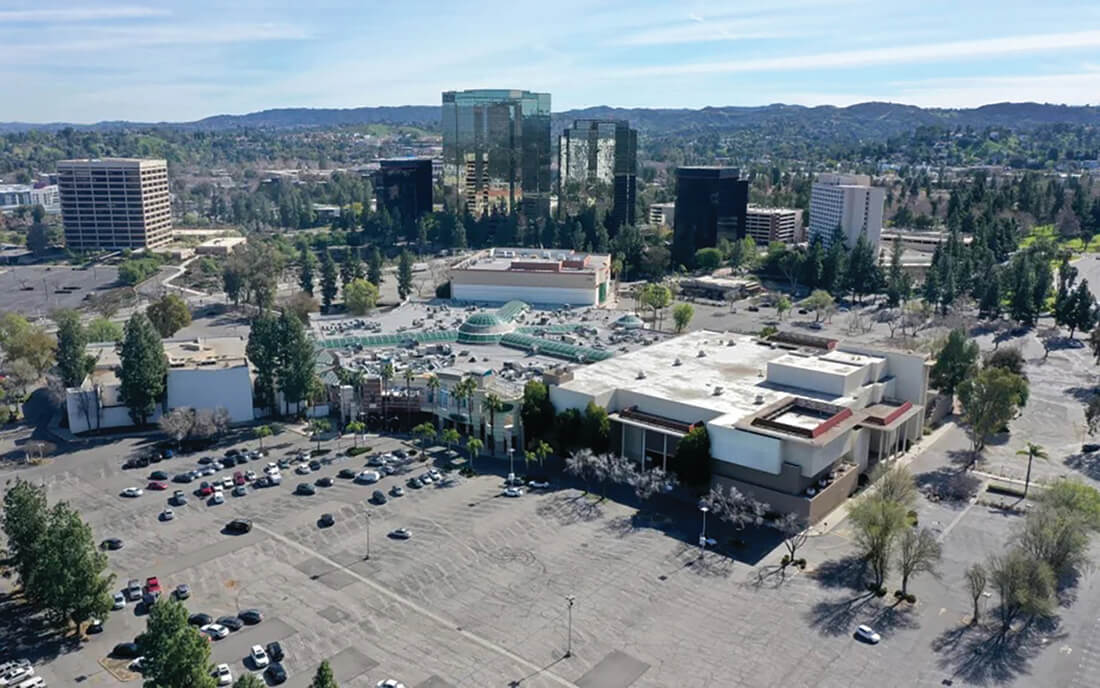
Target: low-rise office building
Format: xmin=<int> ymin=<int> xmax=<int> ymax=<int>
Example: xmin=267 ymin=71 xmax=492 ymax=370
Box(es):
xmin=195 ymin=236 xmax=246 ymax=255
xmin=745 ymin=206 xmax=802 ymax=244
xmin=648 ymin=202 xmax=675 ymax=228
xmin=548 ymin=331 xmax=930 ymax=523
xmin=450 ymin=248 xmax=612 ymax=306
xmin=66 ymin=337 xmax=254 ymax=434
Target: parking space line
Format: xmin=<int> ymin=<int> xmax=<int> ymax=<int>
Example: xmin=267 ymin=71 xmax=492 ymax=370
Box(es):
xmin=252 ymin=522 xmax=578 ymax=687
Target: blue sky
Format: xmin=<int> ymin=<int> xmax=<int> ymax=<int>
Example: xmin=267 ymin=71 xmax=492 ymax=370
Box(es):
xmin=2 ymin=0 xmax=1100 ymax=122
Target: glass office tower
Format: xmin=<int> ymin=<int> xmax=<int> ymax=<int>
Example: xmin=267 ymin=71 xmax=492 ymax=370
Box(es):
xmin=558 ymin=119 xmax=637 ymax=228
xmin=672 ymin=167 xmax=749 ymax=268
xmin=442 ymin=89 xmax=551 ymax=218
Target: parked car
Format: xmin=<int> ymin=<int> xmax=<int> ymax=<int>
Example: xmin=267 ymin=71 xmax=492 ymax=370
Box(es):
xmin=188 ymin=613 xmax=212 ymax=626
xmin=389 ymin=485 xmax=405 ymax=497
xmin=101 ymin=538 xmax=124 ymax=551
xmin=308 ymin=459 xmax=322 ymax=471
xmin=295 ymin=464 xmax=312 ymax=475
xmin=265 ymin=663 xmax=287 ymax=684
xmin=367 ymin=455 xmax=387 ymax=467
xmin=174 ymin=584 xmax=190 ymax=600
xmin=216 ymin=616 xmax=243 ymax=631
xmin=356 ymin=471 xmax=381 ymax=484
xmin=212 ymin=663 xmax=232 ymax=686
xmin=232 ymin=485 xmax=248 ymax=497
xmin=144 ymin=577 xmax=161 ymax=596
xmin=503 ymin=486 xmax=524 ymax=498
xmin=266 ymin=641 xmax=284 ymax=661
xmin=225 ymin=519 xmax=252 ymax=534
xmin=150 ymin=470 xmax=169 ymax=481
xmin=338 ymin=468 xmax=357 ymax=479
xmin=418 ymin=473 xmax=434 ymax=485
xmin=224 ymin=449 xmax=240 ymax=458
xmin=210 ymin=491 xmax=225 ymax=505
xmin=112 ymin=642 xmax=141 ymax=658
xmin=389 ymin=528 xmax=412 ymax=540
xmin=295 ymin=483 xmax=316 ymax=496
xmin=112 ymin=592 xmax=126 ymax=609
xmin=528 ymin=479 xmax=550 ymax=489
xmin=249 ymin=644 xmax=269 ymax=668
xmin=233 ymin=471 xmax=245 ymax=485
xmin=172 ymin=490 xmax=187 ymax=505
xmin=376 ymin=680 xmax=407 ymax=688
xmin=319 ymin=513 xmax=335 ymax=528
xmin=121 ymin=487 xmax=144 ymax=498
xmin=371 ymin=490 xmax=387 ymax=504
xmin=315 ymin=476 xmax=334 ymax=487
xmin=159 ymin=508 xmax=175 ymax=521
xmin=127 ymin=579 xmax=142 ymax=600
xmin=173 ymin=473 xmax=194 ymax=483
xmin=855 ymin=624 xmax=881 ymax=644
xmin=239 ymin=608 xmax=264 ymax=624
xmin=407 ymin=477 xmax=423 ymax=489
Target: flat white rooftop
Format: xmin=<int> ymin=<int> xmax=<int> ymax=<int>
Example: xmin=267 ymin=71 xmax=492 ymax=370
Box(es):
xmin=458 ymin=248 xmax=610 ymax=273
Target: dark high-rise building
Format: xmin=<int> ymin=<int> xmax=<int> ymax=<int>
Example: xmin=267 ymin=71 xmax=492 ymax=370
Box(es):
xmin=558 ymin=119 xmax=637 ymax=228
xmin=672 ymin=167 xmax=749 ymax=268
xmin=374 ymin=158 xmax=433 ymax=224
xmin=442 ymin=89 xmax=551 ymax=218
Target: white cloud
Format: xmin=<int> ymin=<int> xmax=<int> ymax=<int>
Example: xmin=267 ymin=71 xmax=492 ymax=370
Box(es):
xmin=0 ymin=6 xmax=169 ymax=22
xmin=611 ymin=30 xmax=1100 ymax=76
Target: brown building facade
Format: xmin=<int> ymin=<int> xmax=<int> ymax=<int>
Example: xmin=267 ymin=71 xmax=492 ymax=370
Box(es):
xmin=58 ymin=158 xmax=172 ymax=251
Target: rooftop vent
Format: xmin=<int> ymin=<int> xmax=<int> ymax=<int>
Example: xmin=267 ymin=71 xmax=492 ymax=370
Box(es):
xmin=754 ymin=394 xmax=765 ymax=405
xmin=697 ymin=350 xmax=707 ymax=358
xmin=636 ymin=370 xmax=647 ymax=380
xmin=673 ymin=358 xmax=682 ymax=367
xmin=713 ymin=386 xmax=724 ymax=396
xmin=727 ymin=340 xmax=736 ymax=346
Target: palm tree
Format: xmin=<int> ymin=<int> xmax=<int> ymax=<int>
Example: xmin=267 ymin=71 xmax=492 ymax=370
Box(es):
xmin=466 ymin=437 xmax=483 ymax=469
xmin=1015 ymin=442 xmax=1048 ymax=497
xmin=253 ymin=425 xmax=272 ymax=451
xmin=441 ymin=428 xmax=460 ymax=454
xmin=482 ymin=392 xmax=504 ymax=456
xmin=345 ymin=420 xmax=365 ymax=448
xmin=455 ymin=376 xmax=476 ymax=437
xmin=426 ymin=374 xmax=442 ymax=428
xmin=534 ymin=440 xmax=552 ymax=468
xmin=379 ymin=362 xmax=394 ymax=429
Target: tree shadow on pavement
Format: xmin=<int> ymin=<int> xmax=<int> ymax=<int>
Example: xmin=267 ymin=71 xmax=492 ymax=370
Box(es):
xmin=1064 ymin=451 xmax=1100 ymax=481
xmin=806 ymin=591 xmax=877 ymax=636
xmin=932 ymin=617 xmax=1062 ymax=687
xmin=915 ymin=467 xmax=982 ymax=507
xmin=811 ymin=555 xmax=868 ymax=590
xmin=0 ymin=592 xmax=82 ymax=664
xmin=534 ymin=493 xmax=604 ymax=526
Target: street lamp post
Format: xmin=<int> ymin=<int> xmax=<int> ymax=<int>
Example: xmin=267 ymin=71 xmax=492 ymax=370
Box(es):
xmin=699 ymin=505 xmax=709 ymax=558
xmin=508 ymin=447 xmax=515 ymax=483
xmin=365 ymin=515 xmax=371 ymax=560
xmin=565 ymin=595 xmax=575 ymax=658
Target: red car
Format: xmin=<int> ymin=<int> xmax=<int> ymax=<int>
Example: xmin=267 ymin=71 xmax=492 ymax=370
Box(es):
xmin=144 ymin=576 xmax=161 ymax=596
xmin=233 ymin=472 xmax=245 ymax=486
xmin=147 ymin=481 xmax=168 ymax=491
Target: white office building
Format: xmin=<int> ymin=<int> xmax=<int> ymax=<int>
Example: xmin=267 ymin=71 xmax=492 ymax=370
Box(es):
xmin=808 ymin=174 xmax=885 ymax=249
xmin=450 ymin=248 xmax=612 ymax=306
xmin=66 ymin=337 xmax=254 ymax=434
xmin=745 ymin=206 xmax=802 ymax=244
xmin=548 ymin=331 xmax=930 ymax=522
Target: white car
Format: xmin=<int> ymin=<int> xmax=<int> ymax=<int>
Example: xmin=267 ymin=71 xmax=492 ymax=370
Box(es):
xmin=112 ymin=592 xmax=126 ymax=609
xmin=367 ymin=455 xmax=387 ymax=467
xmin=0 ymin=665 xmax=34 ymax=686
xmin=356 ymin=470 xmax=381 ymax=484
xmin=249 ymin=644 xmax=269 ymax=668
xmin=221 ymin=477 xmax=234 ymax=489
xmin=377 ymin=681 xmax=407 ymax=688
xmin=296 ymin=464 xmax=312 ymax=475
xmin=213 ymin=663 xmax=232 ymax=686
xmin=128 ymin=657 xmax=146 ymax=672
xmin=503 ymin=486 xmax=524 ymax=498
xmin=121 ymin=487 xmax=144 ymax=498
xmin=428 ymin=469 xmax=442 ymax=481
xmin=201 ymin=623 xmax=229 ymax=640
xmin=160 ymin=508 xmax=175 ymax=521
xmin=245 ymin=470 xmax=257 ymax=481
xmin=264 ymin=462 xmax=278 ymax=474
xmin=855 ymin=624 xmax=881 ymax=644
xmin=210 ymin=492 xmax=225 ymax=505
xmin=528 ymin=480 xmax=550 ymax=489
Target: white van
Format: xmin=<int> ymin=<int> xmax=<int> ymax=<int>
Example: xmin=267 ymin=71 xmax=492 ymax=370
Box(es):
xmin=14 ymin=676 xmax=44 ymax=688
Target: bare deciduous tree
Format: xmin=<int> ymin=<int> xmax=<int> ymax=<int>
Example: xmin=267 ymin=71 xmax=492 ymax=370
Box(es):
xmin=776 ymin=513 xmax=809 ymax=564
xmin=212 ymin=406 xmax=231 ymax=436
xmin=965 ymin=563 xmax=987 ymax=625
xmin=896 ymin=527 xmax=942 ymax=595
xmin=704 ymin=485 xmax=769 ymax=530
xmin=159 ymin=407 xmax=194 ymax=447
xmin=631 ymin=467 xmax=678 ymax=502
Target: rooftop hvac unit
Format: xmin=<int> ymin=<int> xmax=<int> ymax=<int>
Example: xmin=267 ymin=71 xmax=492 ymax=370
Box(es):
xmin=713 ymin=386 xmax=724 ymax=396
xmin=754 ymin=394 xmax=765 ymax=404
xmin=673 ymin=358 xmax=682 ymax=367
xmin=697 ymin=350 xmax=707 ymax=358
xmin=636 ymin=370 xmax=647 ymax=380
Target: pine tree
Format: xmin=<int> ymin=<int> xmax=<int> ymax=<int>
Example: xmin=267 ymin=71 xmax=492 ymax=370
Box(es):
xmin=137 ymin=598 xmax=215 ymax=688
xmin=298 ymin=245 xmax=315 ymax=296
xmin=397 ymin=250 xmax=414 ymax=301
xmin=1070 ymin=280 xmax=1097 ymax=338
xmin=54 ymin=309 xmax=92 ymax=387
xmin=843 ymin=230 xmax=882 ymax=303
xmin=309 ymin=660 xmax=339 ymax=688
xmin=118 ymin=313 xmax=167 ymax=425
xmin=320 ymin=250 xmax=338 ymax=309
xmin=886 ymin=236 xmax=905 ymax=307
xmin=340 ymin=250 xmax=364 ymax=288
xmin=276 ymin=311 xmax=315 ymax=416
xmin=978 ymin=270 xmax=1002 ymax=320
xmin=367 ymin=247 xmax=383 ymax=286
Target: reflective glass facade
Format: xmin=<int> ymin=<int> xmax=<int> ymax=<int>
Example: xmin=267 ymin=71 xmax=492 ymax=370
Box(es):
xmin=672 ymin=167 xmax=749 ymax=268
xmin=557 ymin=119 xmax=637 ymax=228
xmin=442 ymin=89 xmax=551 ymax=217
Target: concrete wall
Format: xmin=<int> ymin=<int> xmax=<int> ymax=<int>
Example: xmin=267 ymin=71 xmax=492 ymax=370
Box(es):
xmin=712 ymin=462 xmax=858 ymax=524
xmin=709 ymin=426 xmax=782 ymax=475
xmin=452 ymin=283 xmax=598 ymax=306
xmin=837 ymin=343 xmax=929 ymax=406
xmin=65 ymin=388 xmax=152 ymax=434
xmin=167 ymin=365 xmax=253 ymax=423
xmin=766 ymin=359 xmax=861 ymax=397
xmin=784 ymin=431 xmax=852 ymax=479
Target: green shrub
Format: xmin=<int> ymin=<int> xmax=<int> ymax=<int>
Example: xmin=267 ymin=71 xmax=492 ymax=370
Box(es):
xmin=781 ymin=554 xmax=791 ymax=566
xmin=905 ymin=593 xmax=916 ymax=603
xmin=311 ymin=448 xmax=331 ymax=456
xmin=346 ymin=446 xmax=370 ymax=456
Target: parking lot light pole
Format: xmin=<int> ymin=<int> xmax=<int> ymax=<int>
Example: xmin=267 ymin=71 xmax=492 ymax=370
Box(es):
xmin=508 ymin=447 xmax=515 ymax=481
xmin=565 ymin=595 xmax=575 ymax=658
xmin=699 ymin=505 xmax=709 ymax=558
xmin=365 ymin=515 xmax=371 ymax=560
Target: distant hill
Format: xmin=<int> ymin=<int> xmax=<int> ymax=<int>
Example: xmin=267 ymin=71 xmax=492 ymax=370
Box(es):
xmin=2 ymin=102 xmax=1098 ymax=139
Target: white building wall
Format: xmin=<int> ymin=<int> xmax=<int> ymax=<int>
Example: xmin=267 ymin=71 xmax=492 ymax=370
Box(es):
xmin=709 ymin=427 xmax=783 ymax=474
xmin=548 ymin=385 xmax=599 ymax=414
xmin=166 ymin=365 xmax=253 ymax=422
xmin=452 ymin=283 xmax=597 ymax=306
xmin=836 ymin=344 xmax=929 ymax=405
xmin=766 ymin=360 xmax=862 ymax=397
xmin=784 ymin=432 xmax=852 ymax=478
xmin=65 ymin=388 xmax=154 ymax=434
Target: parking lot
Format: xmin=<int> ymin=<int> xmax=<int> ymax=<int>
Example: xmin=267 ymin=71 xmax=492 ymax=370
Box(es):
xmin=2 ymin=419 xmax=1099 ymax=688
xmin=0 ymin=264 xmax=122 ymax=320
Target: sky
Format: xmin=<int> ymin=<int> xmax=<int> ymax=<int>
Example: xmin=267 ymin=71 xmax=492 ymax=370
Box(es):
xmin=2 ymin=0 xmax=1100 ymax=123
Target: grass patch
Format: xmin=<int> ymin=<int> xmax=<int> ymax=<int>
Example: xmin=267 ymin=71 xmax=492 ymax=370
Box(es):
xmin=346 ymin=446 xmax=371 ymax=456
xmin=986 ymin=480 xmax=1027 ymax=498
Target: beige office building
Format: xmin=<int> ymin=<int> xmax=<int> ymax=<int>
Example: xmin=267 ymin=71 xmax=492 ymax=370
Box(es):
xmin=745 ymin=206 xmax=802 ymax=244
xmin=58 ymin=158 xmax=172 ymax=251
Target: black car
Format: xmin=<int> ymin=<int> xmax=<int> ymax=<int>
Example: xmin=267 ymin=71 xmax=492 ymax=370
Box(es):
xmin=225 ymin=519 xmax=252 ymax=534
xmin=318 ymin=513 xmax=335 ymax=528
xmin=407 ymin=477 xmax=423 ymax=489
xmin=198 ymin=456 xmax=214 ymax=465
xmin=392 ymin=449 xmax=408 ymax=459
xmin=150 ymin=470 xmax=169 ymax=481
xmin=224 ymin=449 xmax=240 ymax=458
xmin=315 ymin=476 xmax=334 ymax=487
xmin=112 ymin=642 xmax=141 ymax=658
xmin=295 ymin=483 xmax=316 ymax=496
xmin=172 ymin=473 xmax=193 ymax=483
xmin=371 ymin=490 xmax=387 ymax=504
xmin=216 ymin=615 xmax=243 ymax=631
xmin=308 ymin=459 xmax=322 ymax=471
xmin=101 ymin=537 xmax=123 ymax=551
xmin=188 ymin=612 xmax=212 ymax=626
xmin=266 ymin=663 xmax=287 ymax=684
xmin=235 ymin=455 xmax=249 ymax=466
xmin=238 ymin=608 xmax=263 ymax=624
xmin=266 ymin=641 xmax=284 ymax=661
xmin=124 ymin=457 xmax=149 ymax=469
xmin=338 ymin=468 xmax=357 ymax=479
